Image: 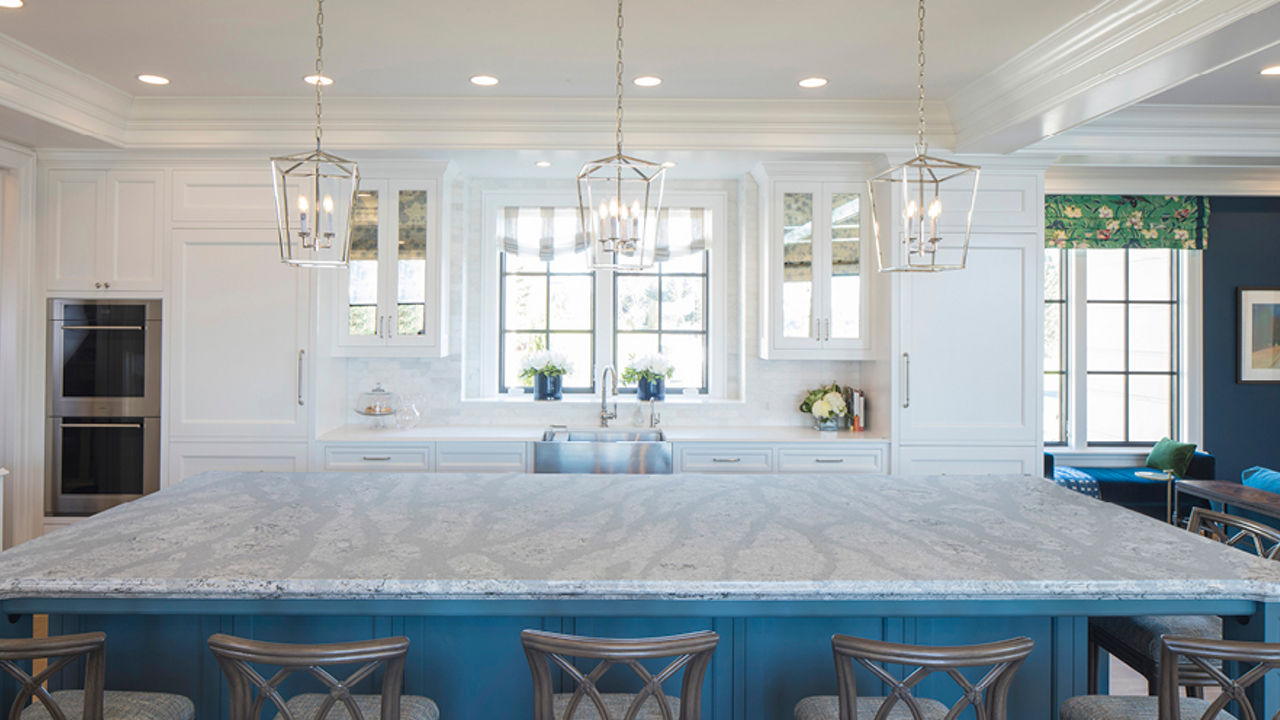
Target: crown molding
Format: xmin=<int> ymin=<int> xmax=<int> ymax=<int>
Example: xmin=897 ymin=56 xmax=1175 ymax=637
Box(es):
xmin=1046 ymin=163 xmax=1280 ymax=195
xmin=1029 ymin=103 xmax=1280 ymax=156
xmin=949 ymin=0 xmax=1280 ymax=154
xmin=0 ymin=33 xmax=129 ymax=147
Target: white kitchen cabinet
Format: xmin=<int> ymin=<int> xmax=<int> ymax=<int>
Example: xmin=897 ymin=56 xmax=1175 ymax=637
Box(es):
xmin=325 ymin=445 xmax=433 ymax=471
xmin=435 ymin=442 xmax=529 ymax=473
xmin=775 ymin=444 xmax=886 ymax=473
xmin=755 ymin=167 xmax=873 ymax=360
xmin=676 ymin=444 xmax=774 ymax=473
xmin=44 ymin=169 xmax=165 ymax=292
xmin=169 ymin=228 xmax=310 ymax=441
xmin=332 ymin=170 xmax=450 ymax=357
xmin=896 ymin=445 xmax=1039 ymax=476
xmin=166 ymin=442 xmax=309 ymax=486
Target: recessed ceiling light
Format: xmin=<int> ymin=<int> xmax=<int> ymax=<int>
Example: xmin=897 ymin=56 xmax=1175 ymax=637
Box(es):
xmin=633 ymin=75 xmax=662 ymax=87
xmin=798 ymin=77 xmax=828 ymax=89
xmin=303 ymin=74 xmax=333 ymax=86
xmin=0 ymin=0 xmax=23 ymax=8
xmin=137 ymin=74 xmax=170 ymax=86
xmin=1262 ymin=65 xmax=1280 ymax=76
xmin=661 ymin=161 xmax=677 ymax=168
xmin=535 ymin=160 xmax=552 ymax=168
xmin=470 ymin=75 xmax=500 ymax=87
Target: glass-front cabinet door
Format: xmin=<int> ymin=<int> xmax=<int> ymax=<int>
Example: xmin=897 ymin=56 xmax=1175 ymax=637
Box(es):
xmin=763 ymin=180 xmax=871 ymax=359
xmin=334 ymin=173 xmax=448 ymax=356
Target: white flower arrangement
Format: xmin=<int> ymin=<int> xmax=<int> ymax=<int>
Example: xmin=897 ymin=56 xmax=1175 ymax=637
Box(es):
xmin=519 ymin=349 xmax=573 ymax=381
xmin=800 ymin=383 xmax=848 ymax=421
xmin=622 ymin=353 xmax=675 ymax=384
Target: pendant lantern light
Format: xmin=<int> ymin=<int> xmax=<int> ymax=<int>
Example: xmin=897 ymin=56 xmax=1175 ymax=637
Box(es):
xmin=867 ymin=0 xmax=979 ymax=273
xmin=576 ymin=0 xmax=666 ymax=270
xmin=271 ymin=0 xmax=359 ymax=268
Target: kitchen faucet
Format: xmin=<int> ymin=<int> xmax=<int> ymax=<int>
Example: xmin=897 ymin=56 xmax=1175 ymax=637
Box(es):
xmin=648 ymin=398 xmax=661 ymax=428
xmin=599 ymin=365 xmax=618 ymax=427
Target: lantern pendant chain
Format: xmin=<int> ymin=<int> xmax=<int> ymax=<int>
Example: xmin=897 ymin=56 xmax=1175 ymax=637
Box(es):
xmin=314 ymin=0 xmax=325 ymax=151
xmin=915 ymin=0 xmax=927 ymax=155
xmin=615 ymin=0 xmax=625 ymax=157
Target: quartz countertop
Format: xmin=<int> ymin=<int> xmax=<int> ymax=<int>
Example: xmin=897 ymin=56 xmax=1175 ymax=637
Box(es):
xmin=1 ymin=471 xmax=1278 ymax=603
xmin=318 ymin=425 xmax=888 ymax=443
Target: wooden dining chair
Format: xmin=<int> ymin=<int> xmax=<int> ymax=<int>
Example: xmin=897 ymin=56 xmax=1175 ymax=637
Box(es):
xmin=1063 ymin=633 xmax=1280 ymax=719
xmin=0 ymin=631 xmax=194 ymax=720
xmin=793 ymin=634 xmax=1035 ymax=720
xmin=1088 ymin=507 xmax=1280 ymax=697
xmin=207 ymin=633 xmax=438 ymax=720
xmin=520 ymin=629 xmax=718 ymax=720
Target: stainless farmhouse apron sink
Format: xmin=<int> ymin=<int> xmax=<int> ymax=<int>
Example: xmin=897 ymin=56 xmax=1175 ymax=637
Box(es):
xmin=533 ymin=427 xmax=673 ymax=474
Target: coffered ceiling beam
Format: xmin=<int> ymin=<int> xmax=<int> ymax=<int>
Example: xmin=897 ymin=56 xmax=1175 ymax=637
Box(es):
xmin=949 ymin=0 xmax=1280 ymax=155
xmin=0 ymin=34 xmax=129 ymax=148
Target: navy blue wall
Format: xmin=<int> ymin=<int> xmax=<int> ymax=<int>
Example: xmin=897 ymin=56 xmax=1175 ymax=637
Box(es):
xmin=1203 ymin=197 xmax=1280 ymax=481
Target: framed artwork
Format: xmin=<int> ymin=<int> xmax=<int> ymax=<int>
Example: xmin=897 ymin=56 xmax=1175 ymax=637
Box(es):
xmin=1239 ymin=287 xmax=1280 ymax=383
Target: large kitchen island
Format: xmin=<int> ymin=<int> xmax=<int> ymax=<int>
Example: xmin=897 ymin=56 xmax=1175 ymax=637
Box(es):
xmin=1 ymin=471 xmax=1278 ymax=719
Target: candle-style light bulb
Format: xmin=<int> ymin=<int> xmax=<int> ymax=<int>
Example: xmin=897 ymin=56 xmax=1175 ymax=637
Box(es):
xmin=927 ymin=197 xmax=942 ymax=219
xmin=297 ymin=195 xmax=310 ymax=235
xmin=322 ymin=194 xmax=335 ymax=234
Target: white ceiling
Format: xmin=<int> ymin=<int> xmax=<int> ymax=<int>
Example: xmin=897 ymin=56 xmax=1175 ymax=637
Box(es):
xmin=0 ymin=0 xmax=1102 ymax=100
xmin=1145 ymin=46 xmax=1280 ymax=105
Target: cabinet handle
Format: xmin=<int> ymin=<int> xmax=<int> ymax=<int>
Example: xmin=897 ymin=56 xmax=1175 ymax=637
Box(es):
xmin=361 ymin=456 xmax=392 ymax=462
xmin=375 ymin=315 xmax=382 ymax=339
xmin=103 ymin=282 xmax=110 ymax=289
xmin=815 ymin=458 xmax=845 ymax=464
xmin=712 ymin=457 xmax=742 ymax=463
xmin=824 ymin=318 xmax=831 ymax=341
xmin=94 ymin=282 xmax=102 ymax=289
xmin=385 ymin=315 xmax=394 ymax=338
xmin=61 ymin=325 xmax=144 ymax=332
xmin=903 ymin=352 xmax=911 ymax=409
xmin=61 ymin=422 xmax=143 ymax=429
xmin=297 ymin=349 xmax=306 ymax=407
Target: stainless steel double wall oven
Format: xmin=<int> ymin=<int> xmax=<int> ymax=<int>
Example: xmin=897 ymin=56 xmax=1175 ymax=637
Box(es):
xmin=47 ymin=299 xmax=161 ymax=515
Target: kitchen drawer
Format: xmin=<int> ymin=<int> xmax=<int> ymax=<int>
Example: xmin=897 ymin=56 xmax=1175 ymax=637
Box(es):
xmin=776 ymin=445 xmax=886 ymax=474
xmin=677 ymin=444 xmax=774 ymax=473
xmin=324 ymin=445 xmax=432 ymax=471
xmin=435 ymin=441 xmax=529 ymax=473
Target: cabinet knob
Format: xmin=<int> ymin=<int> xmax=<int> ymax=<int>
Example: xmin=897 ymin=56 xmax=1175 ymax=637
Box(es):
xmin=103 ymin=282 xmax=110 ymax=289
xmin=94 ymin=282 xmax=102 ymax=289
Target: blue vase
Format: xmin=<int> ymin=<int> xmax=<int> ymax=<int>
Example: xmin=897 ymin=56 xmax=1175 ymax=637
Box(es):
xmin=533 ymin=373 xmax=562 ymax=401
xmin=637 ymin=376 xmax=665 ymax=401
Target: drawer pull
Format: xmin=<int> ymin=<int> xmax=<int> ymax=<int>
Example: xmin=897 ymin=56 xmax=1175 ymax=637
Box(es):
xmin=361 ymin=456 xmax=392 ymax=462
xmin=711 ymin=457 xmax=742 ymax=463
xmin=814 ymin=458 xmax=845 ymax=464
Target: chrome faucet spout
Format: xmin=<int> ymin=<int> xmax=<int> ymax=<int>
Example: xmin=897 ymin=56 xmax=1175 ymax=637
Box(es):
xmin=599 ymin=365 xmax=618 ymax=427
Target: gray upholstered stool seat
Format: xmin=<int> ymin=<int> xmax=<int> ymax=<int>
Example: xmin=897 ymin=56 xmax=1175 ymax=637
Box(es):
xmin=20 ymin=689 xmax=195 ymax=720
xmin=1092 ymin=614 xmax=1222 ymax=662
xmin=1058 ymin=695 xmax=1234 ymax=720
xmin=552 ymin=693 xmax=678 ymax=720
xmin=794 ymin=695 xmax=950 ymax=720
xmin=278 ymin=693 xmax=439 ymax=720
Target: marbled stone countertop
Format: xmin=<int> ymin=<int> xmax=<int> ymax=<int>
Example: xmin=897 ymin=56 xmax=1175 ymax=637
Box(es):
xmin=1 ymin=471 xmax=1278 ymax=603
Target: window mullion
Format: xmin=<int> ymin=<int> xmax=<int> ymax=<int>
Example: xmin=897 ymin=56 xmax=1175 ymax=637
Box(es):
xmin=1069 ymin=249 xmax=1089 ymax=448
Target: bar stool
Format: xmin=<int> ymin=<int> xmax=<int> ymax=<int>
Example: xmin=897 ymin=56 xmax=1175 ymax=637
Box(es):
xmin=1061 ymin=633 xmax=1280 ymax=719
xmin=0 ymin=631 xmax=194 ymax=720
xmin=793 ymin=634 xmax=1034 ymax=720
xmin=1088 ymin=507 xmax=1280 ymax=697
xmin=207 ymin=633 xmax=438 ymax=720
xmin=521 ymin=629 xmax=718 ymax=720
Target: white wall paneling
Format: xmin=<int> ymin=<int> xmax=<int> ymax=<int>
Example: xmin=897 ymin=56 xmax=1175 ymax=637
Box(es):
xmin=166 ymin=442 xmax=309 ymax=485
xmin=169 ymin=227 xmax=310 ymax=442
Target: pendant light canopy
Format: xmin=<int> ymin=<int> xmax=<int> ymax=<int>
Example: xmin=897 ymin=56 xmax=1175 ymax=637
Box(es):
xmin=867 ymin=0 xmax=979 ymax=273
xmin=576 ymin=0 xmax=666 ymax=270
xmin=271 ymin=0 xmax=359 ymax=268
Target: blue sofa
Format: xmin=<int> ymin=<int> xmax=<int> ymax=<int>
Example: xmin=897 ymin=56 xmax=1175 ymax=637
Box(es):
xmin=1047 ymin=451 xmax=1216 ymax=520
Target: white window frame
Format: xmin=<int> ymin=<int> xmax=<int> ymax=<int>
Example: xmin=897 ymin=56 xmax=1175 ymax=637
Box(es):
xmin=479 ymin=189 xmax=728 ymax=399
xmin=1050 ymin=248 xmax=1203 ymax=457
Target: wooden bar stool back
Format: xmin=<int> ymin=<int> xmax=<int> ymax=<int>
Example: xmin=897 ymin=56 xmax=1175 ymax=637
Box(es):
xmin=206 ymin=634 xmax=438 ymax=720
xmin=0 ymin=631 xmax=194 ymax=720
xmin=1063 ymin=634 xmax=1280 ymax=719
xmin=520 ymin=629 xmax=719 ymax=720
xmin=794 ymin=634 xmax=1034 ymax=720
xmin=1088 ymin=507 xmax=1280 ymax=697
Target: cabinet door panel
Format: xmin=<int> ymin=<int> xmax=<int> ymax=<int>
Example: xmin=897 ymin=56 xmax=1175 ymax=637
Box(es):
xmin=435 ymin=442 xmax=528 ymax=473
xmin=170 ymin=228 xmax=309 ymax=440
xmin=896 ymin=445 xmax=1038 ymax=476
xmin=106 ymin=171 xmax=164 ymax=291
xmin=166 ymin=442 xmax=308 ymax=485
xmin=898 ymin=236 xmax=1038 ymax=444
xmin=46 ymin=171 xmax=104 ymax=290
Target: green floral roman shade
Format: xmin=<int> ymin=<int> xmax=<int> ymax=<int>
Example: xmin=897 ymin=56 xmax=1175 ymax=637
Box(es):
xmin=1045 ymin=195 xmax=1208 ymax=249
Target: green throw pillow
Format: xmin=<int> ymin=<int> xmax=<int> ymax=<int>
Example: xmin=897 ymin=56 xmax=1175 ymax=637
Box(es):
xmin=1146 ymin=437 xmax=1197 ymax=477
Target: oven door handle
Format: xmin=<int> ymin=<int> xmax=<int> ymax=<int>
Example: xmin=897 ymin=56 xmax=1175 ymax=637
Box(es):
xmin=59 ymin=325 xmax=145 ymax=331
xmin=60 ymin=422 xmax=144 ymax=429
